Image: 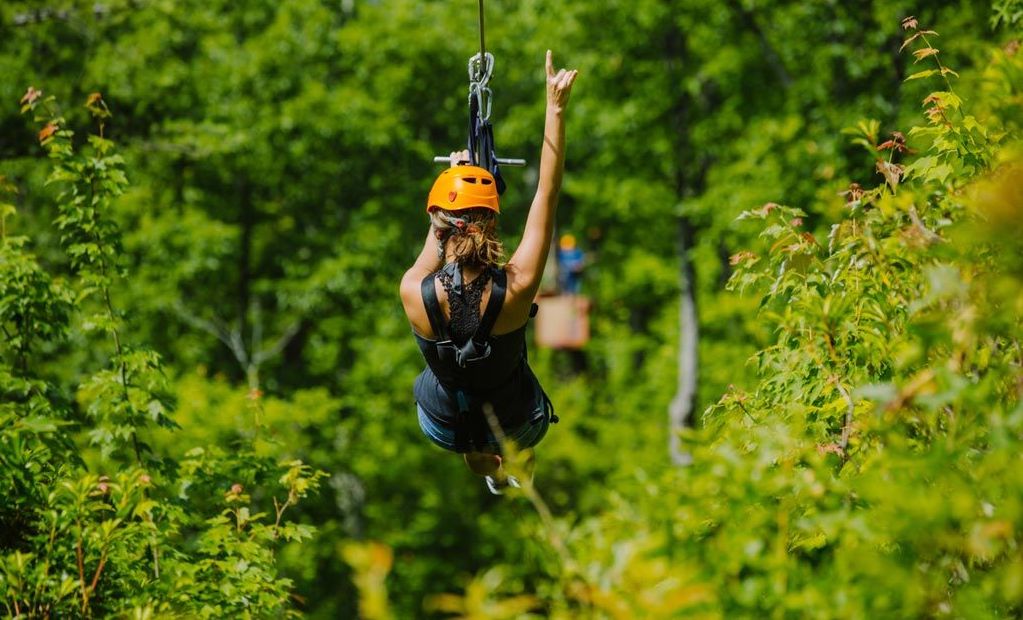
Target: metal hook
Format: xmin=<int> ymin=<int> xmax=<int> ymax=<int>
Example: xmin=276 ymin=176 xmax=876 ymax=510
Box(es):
xmin=469 ymin=84 xmax=493 ymax=122
xmin=467 ymin=52 xmax=494 ymax=87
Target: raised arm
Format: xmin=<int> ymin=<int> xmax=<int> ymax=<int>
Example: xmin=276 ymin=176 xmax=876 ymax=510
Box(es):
xmin=506 ymin=51 xmax=578 ymax=297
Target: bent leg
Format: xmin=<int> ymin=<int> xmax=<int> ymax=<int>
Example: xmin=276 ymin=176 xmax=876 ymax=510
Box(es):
xmin=463 ymin=451 xmax=502 ymax=477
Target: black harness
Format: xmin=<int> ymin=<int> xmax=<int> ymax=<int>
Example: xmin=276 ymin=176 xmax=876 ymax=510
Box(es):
xmin=421 ymin=264 xmax=506 ymax=368
xmin=419 ymin=265 xmax=553 ymax=452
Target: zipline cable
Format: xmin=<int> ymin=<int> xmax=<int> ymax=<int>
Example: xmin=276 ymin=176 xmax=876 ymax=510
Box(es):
xmin=477 ymin=0 xmax=486 ymax=81
xmin=432 ymin=0 xmax=525 ymax=174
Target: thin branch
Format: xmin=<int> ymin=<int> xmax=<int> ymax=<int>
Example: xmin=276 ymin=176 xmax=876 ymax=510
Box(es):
xmin=272 ymin=495 xmax=293 ymax=540
xmin=88 ymin=550 xmax=108 ymax=593
xmin=908 ymin=206 xmax=944 ymax=244
xmin=250 ymin=301 xmax=263 ymax=363
xmin=252 ymin=321 xmax=302 ymax=366
xmin=481 ymin=404 xmax=572 ymax=566
xmin=76 ymin=535 xmax=87 ymax=614
xmin=836 ymin=381 xmax=855 ymax=453
xmin=173 ymin=301 xmax=249 ymax=366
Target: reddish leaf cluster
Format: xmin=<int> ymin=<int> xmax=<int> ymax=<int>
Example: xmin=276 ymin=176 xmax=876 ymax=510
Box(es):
xmin=878 ymin=131 xmax=913 ymax=154
xmin=38 ymin=123 xmax=58 ymax=143
xmin=753 ymin=202 xmax=780 ymax=217
xmin=816 ymin=443 xmax=845 ymax=457
xmin=923 ymin=94 xmax=950 ymax=125
xmin=729 ymin=251 xmax=757 ymax=266
xmin=20 ymin=86 xmax=42 ymax=106
xmin=839 ymin=182 xmax=864 ymax=205
xmin=901 ymin=15 xmax=918 ymax=30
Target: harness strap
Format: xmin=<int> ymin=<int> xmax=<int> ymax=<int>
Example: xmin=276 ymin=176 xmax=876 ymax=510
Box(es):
xmin=468 ymin=95 xmax=506 ymax=195
xmin=475 ymin=267 xmax=506 ymax=340
xmin=420 ymin=274 xmax=449 ymax=341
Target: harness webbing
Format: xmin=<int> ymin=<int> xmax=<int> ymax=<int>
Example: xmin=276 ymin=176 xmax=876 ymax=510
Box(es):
xmin=420 ymin=265 xmax=509 ymax=452
xmin=475 ymin=268 xmax=506 ymax=338
xmin=420 ymin=275 xmax=449 ymax=342
xmin=468 ymin=97 xmax=506 ymax=195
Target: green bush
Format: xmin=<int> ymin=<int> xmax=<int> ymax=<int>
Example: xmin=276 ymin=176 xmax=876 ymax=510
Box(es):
xmin=1 ymin=93 xmax=324 ymax=618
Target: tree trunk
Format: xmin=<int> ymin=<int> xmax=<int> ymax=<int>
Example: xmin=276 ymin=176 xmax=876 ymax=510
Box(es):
xmin=668 ymin=217 xmax=698 ymax=466
xmin=663 ymin=10 xmax=703 ymax=466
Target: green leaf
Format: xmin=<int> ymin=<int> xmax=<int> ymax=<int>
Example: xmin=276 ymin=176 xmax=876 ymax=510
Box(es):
xmin=905 ymin=69 xmax=938 ymax=81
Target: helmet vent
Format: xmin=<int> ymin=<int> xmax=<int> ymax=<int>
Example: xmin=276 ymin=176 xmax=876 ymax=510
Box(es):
xmin=464 ymin=177 xmax=478 ymax=184
xmin=481 ymin=178 xmax=493 ymax=185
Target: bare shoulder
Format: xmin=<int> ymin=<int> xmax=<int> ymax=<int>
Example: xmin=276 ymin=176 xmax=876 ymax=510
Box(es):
xmin=502 ymin=260 xmax=540 ymax=302
xmin=492 ymin=262 xmax=538 ymax=334
xmin=400 ymin=267 xmax=434 ymax=338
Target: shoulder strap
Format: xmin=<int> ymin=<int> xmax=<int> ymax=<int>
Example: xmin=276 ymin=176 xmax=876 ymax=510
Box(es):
xmin=474 ymin=267 xmax=506 ymax=340
xmin=420 ymin=274 xmax=450 ymax=341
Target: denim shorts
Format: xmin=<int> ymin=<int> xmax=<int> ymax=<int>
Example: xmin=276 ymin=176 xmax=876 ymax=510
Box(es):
xmin=417 ymin=404 xmax=550 ymax=454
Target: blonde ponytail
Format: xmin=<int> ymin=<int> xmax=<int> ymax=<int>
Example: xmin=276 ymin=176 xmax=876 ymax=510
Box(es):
xmin=431 ymin=208 xmax=505 ymax=267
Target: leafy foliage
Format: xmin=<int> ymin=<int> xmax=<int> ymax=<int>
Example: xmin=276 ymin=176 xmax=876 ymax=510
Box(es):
xmin=1 ymin=1 xmax=1021 ymax=618
xmin=1 ymin=95 xmax=324 ymax=617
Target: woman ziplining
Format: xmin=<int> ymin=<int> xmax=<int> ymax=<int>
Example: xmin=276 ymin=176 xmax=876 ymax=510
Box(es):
xmin=399 ymin=47 xmax=578 ymax=495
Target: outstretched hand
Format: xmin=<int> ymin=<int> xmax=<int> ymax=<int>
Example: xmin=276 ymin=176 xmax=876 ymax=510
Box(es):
xmin=545 ymin=50 xmax=578 ymax=114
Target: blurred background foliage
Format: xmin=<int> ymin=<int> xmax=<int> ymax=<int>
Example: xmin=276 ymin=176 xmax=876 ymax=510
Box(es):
xmin=1 ymin=0 xmax=1021 ymax=617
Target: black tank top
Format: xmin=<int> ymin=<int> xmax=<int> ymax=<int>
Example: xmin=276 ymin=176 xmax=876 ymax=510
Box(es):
xmin=412 ymin=265 xmax=547 ymax=450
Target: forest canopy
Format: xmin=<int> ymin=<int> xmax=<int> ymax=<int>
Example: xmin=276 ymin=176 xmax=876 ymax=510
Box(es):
xmin=1 ymin=0 xmax=1022 ymax=617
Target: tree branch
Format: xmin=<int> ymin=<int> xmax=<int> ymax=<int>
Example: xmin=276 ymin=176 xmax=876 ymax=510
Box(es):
xmin=252 ymin=321 xmax=302 ymax=366
xmin=836 ymin=381 xmax=855 ymax=454
xmin=172 ymin=301 xmax=249 ymax=367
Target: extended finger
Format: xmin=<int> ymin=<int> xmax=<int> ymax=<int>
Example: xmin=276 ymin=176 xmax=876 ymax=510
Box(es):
xmin=557 ymin=70 xmax=574 ymax=89
xmin=550 ymin=68 xmax=566 ymax=85
xmin=546 ymin=49 xmax=554 ymax=77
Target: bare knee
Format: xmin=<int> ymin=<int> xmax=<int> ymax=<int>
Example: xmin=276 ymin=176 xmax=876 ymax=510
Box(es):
xmin=463 ymin=452 xmax=501 ymax=476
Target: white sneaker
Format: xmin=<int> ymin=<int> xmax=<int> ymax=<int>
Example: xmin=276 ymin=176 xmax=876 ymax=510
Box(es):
xmin=484 ymin=475 xmax=520 ymax=495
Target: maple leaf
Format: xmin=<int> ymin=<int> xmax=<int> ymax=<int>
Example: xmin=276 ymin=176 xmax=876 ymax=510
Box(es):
xmin=876 ymin=161 xmax=904 ymax=191
xmin=37 ymin=123 xmax=58 ymax=142
xmin=878 ymin=131 xmax=911 ymax=153
xmin=900 ymin=33 xmax=921 ymax=52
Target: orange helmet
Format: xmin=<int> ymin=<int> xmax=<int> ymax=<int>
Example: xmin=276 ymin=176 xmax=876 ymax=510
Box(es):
xmin=427 ymin=165 xmax=500 ymax=214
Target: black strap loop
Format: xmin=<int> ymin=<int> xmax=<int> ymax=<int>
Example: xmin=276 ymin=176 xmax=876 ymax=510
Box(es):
xmin=475 ymin=267 xmax=506 ymax=340
xmin=468 ymin=95 xmax=506 ymax=195
xmin=421 ymin=267 xmax=508 ymax=368
xmin=420 ymin=274 xmax=449 ymax=342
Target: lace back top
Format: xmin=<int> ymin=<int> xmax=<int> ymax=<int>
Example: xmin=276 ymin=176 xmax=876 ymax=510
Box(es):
xmin=437 ymin=263 xmax=491 ymax=343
